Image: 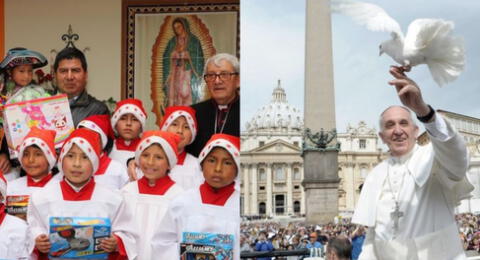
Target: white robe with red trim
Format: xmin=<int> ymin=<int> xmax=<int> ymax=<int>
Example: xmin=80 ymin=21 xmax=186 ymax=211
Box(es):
xmin=7 ymin=175 xmax=58 ymax=196
xmin=169 ymin=153 xmax=203 ymax=190
xmin=27 ymin=181 xmax=138 ymax=259
xmin=151 ymin=187 xmax=240 ymax=260
xmin=94 ymin=158 xmax=130 ymax=190
xmin=121 ymin=179 xmax=184 ymax=260
xmin=0 ymin=213 xmax=29 ymax=259
xmin=109 ymin=143 xmax=135 ymax=168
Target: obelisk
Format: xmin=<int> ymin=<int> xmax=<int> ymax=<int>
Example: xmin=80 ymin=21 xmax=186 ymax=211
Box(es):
xmin=302 ymin=0 xmax=340 ymax=224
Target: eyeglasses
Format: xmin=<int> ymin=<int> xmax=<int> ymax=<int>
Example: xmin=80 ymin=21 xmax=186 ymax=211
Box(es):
xmin=203 ymin=72 xmax=238 ymax=82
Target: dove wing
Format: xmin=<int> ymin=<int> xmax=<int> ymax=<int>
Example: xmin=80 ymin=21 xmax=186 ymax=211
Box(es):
xmin=331 ymin=0 xmax=404 ymax=38
xmin=403 ymin=19 xmax=465 ymax=86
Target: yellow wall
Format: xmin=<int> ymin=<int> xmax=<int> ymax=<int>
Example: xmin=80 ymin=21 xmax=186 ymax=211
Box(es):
xmin=5 ymin=0 xmax=122 ymax=101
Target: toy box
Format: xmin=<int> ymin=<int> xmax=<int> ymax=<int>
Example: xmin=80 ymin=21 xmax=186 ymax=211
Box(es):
xmin=3 ymin=94 xmax=74 ymax=158
xmin=180 ymin=232 xmax=234 ymax=260
xmin=49 ymin=217 xmax=111 ymax=259
xmin=5 ymin=195 xmax=29 ymax=216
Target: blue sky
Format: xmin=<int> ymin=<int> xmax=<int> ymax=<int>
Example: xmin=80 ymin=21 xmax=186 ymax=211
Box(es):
xmin=241 ymin=0 xmax=480 ymax=134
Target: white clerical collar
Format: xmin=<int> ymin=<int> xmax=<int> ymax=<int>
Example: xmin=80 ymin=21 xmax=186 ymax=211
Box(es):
xmin=218 ymin=104 xmax=228 ymax=110
xmin=389 ymin=145 xmax=418 ymax=165
xmin=65 ymin=178 xmax=91 ymax=192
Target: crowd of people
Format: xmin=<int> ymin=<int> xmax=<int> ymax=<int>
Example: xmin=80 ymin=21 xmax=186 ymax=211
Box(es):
xmin=240 ymin=213 xmax=480 ymax=259
xmin=0 ymin=46 xmax=241 ymax=259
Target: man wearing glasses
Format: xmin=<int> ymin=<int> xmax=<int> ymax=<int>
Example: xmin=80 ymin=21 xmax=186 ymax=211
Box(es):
xmin=186 ymin=53 xmax=240 ymax=157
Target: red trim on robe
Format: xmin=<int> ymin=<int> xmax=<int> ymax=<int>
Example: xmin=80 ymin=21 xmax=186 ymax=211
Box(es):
xmin=108 ymin=234 xmax=127 ymax=259
xmin=27 ymin=173 xmax=53 ymax=187
xmin=199 ymin=181 xmax=235 ymax=206
xmin=34 ymin=248 xmax=49 ymax=260
xmin=114 ymin=138 xmax=140 ymax=151
xmin=0 ymin=204 xmax=6 ymax=225
xmin=96 ymin=154 xmax=112 ymax=175
xmin=60 ymin=178 xmax=96 ymax=201
xmin=137 ymin=175 xmax=175 ymax=195
xmin=177 ymin=151 xmax=187 ymax=165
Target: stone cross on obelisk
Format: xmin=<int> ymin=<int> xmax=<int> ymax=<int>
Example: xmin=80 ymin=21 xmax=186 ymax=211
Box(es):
xmin=302 ymin=0 xmax=340 ymax=224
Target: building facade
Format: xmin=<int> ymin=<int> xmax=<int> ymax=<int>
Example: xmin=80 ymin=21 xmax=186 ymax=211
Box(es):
xmin=240 ymin=82 xmax=384 ymax=217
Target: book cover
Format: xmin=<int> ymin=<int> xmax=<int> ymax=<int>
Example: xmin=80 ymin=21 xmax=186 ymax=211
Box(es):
xmin=3 ymin=94 xmax=74 ymax=158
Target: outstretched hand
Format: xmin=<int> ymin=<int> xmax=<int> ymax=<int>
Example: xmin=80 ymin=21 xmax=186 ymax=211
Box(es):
xmin=388 ymin=66 xmax=430 ymax=117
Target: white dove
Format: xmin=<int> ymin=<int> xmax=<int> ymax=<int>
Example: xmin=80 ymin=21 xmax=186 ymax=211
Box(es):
xmin=331 ymin=0 xmax=465 ymax=86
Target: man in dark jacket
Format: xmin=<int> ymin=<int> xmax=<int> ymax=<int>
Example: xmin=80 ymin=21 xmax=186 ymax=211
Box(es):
xmin=186 ymin=53 xmax=239 ymax=157
xmin=53 ymin=47 xmax=109 ymax=126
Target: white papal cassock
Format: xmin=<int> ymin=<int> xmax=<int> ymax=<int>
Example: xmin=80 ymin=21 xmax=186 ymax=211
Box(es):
xmin=27 ymin=179 xmax=138 ymax=259
xmin=122 ymin=175 xmax=183 ymax=259
xmin=151 ymin=182 xmax=240 ymax=259
xmin=0 ymin=205 xmax=29 ymax=259
xmin=352 ymin=115 xmax=472 ymax=260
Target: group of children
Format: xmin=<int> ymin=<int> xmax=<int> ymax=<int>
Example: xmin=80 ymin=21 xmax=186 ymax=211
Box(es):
xmin=0 ymin=48 xmax=241 ymax=259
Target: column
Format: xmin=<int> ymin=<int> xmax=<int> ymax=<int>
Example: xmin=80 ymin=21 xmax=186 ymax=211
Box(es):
xmin=303 ymin=0 xmax=339 ymax=224
xmin=301 ymin=165 xmax=306 ymax=215
xmin=243 ymin=163 xmax=250 ymax=215
xmin=266 ymin=163 xmax=273 ymax=216
xmin=286 ymin=163 xmax=293 ymax=215
xmin=251 ymin=164 xmax=258 ymax=215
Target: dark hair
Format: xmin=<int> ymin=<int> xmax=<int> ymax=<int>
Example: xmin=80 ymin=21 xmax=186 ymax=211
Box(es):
xmin=327 ymin=236 xmax=352 ymax=260
xmin=53 ymin=47 xmax=87 ymax=72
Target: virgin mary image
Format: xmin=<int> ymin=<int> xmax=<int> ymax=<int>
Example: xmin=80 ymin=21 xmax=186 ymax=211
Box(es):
xmin=163 ymin=17 xmax=204 ymax=106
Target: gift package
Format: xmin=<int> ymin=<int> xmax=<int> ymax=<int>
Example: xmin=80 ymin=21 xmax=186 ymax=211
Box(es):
xmin=180 ymin=232 xmax=234 ymax=260
xmin=3 ymin=94 xmax=74 ymax=158
xmin=49 ymin=217 xmax=111 ymax=259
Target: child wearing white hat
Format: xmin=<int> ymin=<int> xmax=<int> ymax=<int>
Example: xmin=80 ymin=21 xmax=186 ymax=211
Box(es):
xmin=78 ymin=114 xmax=129 ymax=190
xmin=27 ymin=128 xmax=138 ymax=259
xmin=109 ymin=99 xmax=147 ymax=167
xmin=151 ymin=133 xmax=240 ymax=259
xmin=122 ymin=130 xmax=184 ymax=259
xmin=6 ymin=127 xmax=59 ymax=220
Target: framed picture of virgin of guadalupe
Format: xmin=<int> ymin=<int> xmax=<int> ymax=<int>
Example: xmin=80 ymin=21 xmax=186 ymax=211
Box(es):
xmin=121 ymin=0 xmax=239 ymax=129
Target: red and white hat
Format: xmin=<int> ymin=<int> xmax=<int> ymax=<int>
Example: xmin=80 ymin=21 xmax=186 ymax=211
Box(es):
xmin=160 ymin=106 xmax=198 ymax=144
xmin=18 ymin=127 xmax=57 ymax=171
xmin=135 ymin=130 xmax=181 ymax=168
xmin=198 ymin=134 xmax=240 ymax=171
xmin=0 ymin=172 xmax=6 ymax=204
xmin=111 ymin=99 xmax=147 ymax=134
xmin=78 ymin=114 xmax=114 ymax=149
xmin=58 ymin=128 xmax=102 ymax=174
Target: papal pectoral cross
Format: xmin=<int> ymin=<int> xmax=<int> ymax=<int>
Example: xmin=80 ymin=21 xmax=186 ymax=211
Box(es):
xmin=391 ymin=202 xmax=404 ymax=231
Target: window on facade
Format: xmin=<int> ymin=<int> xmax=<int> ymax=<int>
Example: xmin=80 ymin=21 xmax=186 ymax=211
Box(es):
xmin=259 ymin=186 xmax=265 ymax=191
xmin=294 ymin=168 xmax=301 ymax=180
xmin=294 ymin=185 xmax=300 ymax=189
xmin=259 ymin=141 xmax=265 ymax=147
xmin=259 ymin=202 xmax=266 ymax=215
xmin=275 ymin=167 xmax=285 ymax=180
xmin=294 ymin=201 xmax=301 ymax=213
xmin=360 ymin=167 xmax=367 ymax=178
xmin=359 ymin=139 xmax=366 ymax=149
xmin=259 ymin=169 xmax=266 ymax=181
xmin=275 ymin=194 xmax=285 ymax=214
